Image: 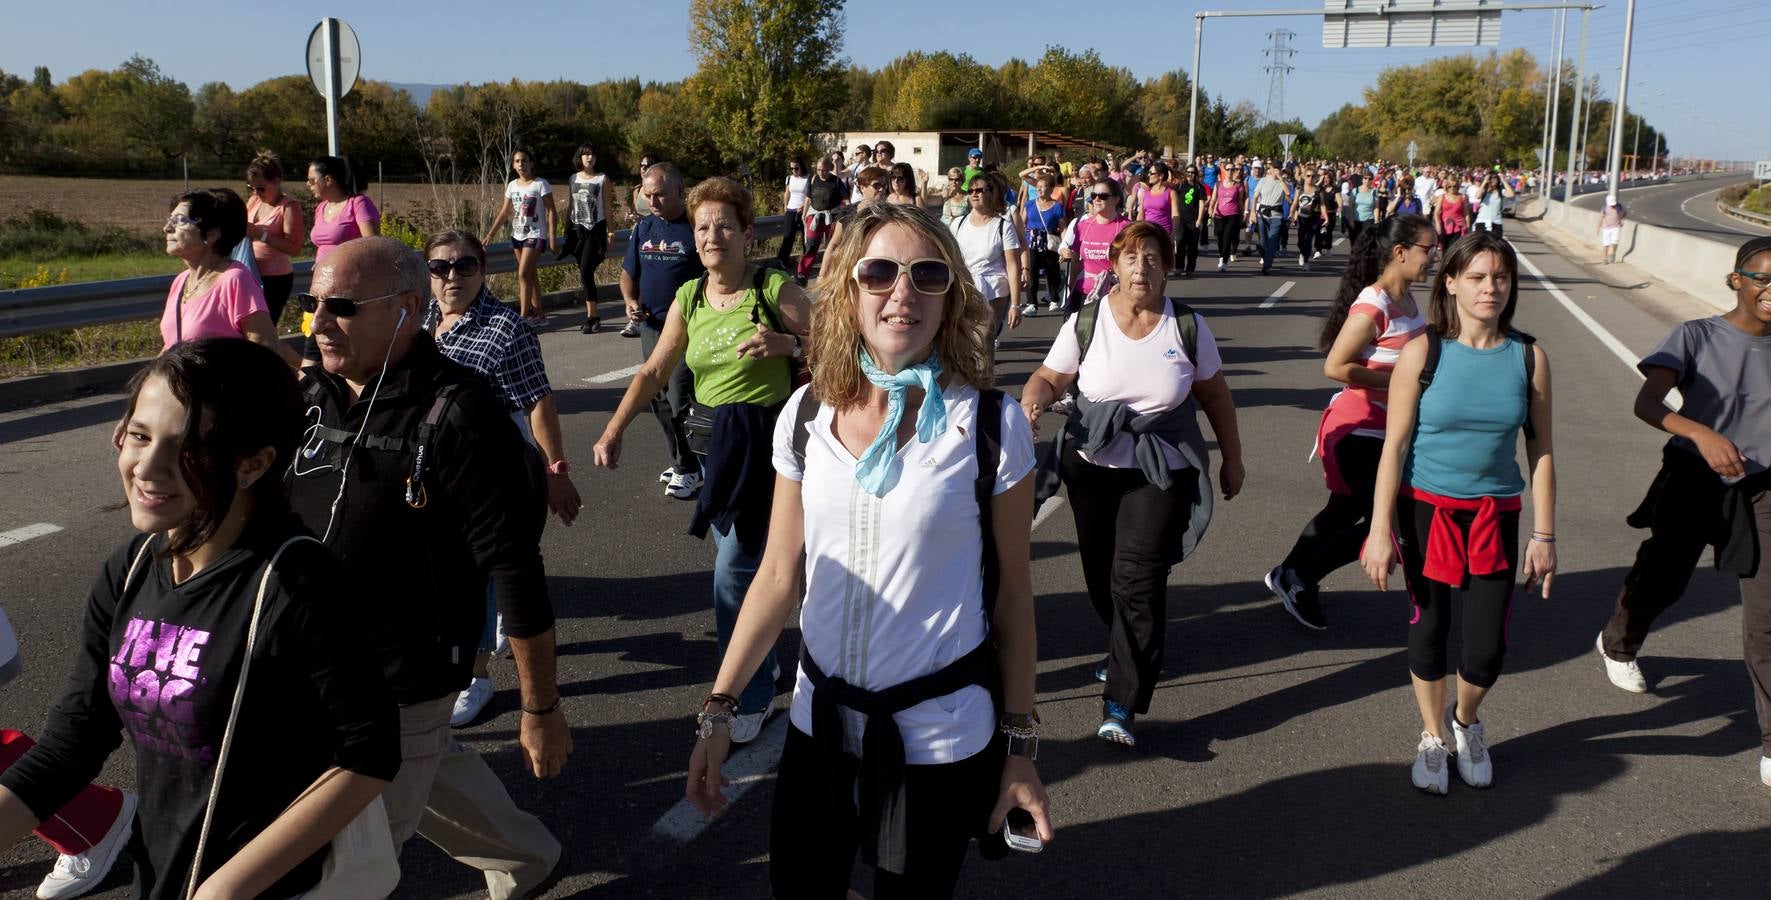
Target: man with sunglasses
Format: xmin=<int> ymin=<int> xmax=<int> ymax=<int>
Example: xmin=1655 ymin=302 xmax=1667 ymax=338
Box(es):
xmin=288 ymin=236 xmax=568 ymax=899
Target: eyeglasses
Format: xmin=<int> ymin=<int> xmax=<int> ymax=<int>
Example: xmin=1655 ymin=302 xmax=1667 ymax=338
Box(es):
xmin=1407 ymin=241 xmax=1438 ymax=253
xmin=1089 ymin=192 xmax=1115 ymax=201
xmin=864 ymin=181 xmax=888 ymax=191
xmin=968 ymin=188 xmax=991 ymax=196
xmin=852 ymin=257 xmax=954 ymax=295
xmin=166 ymin=213 xmax=201 ymax=229
xmin=297 ymin=290 xmax=405 ymax=318
xmin=1736 ymin=268 xmax=1771 ymax=288
xmin=427 ymin=257 xmax=483 ymax=278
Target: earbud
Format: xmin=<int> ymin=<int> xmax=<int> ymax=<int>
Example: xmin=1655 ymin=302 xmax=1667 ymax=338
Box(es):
xmin=396 ymin=307 xmax=410 ymax=330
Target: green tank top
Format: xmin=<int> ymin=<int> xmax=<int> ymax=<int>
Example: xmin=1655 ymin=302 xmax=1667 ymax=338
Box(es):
xmin=679 ymin=266 xmax=793 ymax=408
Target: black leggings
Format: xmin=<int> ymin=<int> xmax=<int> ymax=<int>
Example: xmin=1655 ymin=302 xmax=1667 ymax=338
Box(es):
xmin=262 ymin=272 xmax=294 ymax=324
xmin=1028 ymin=249 xmax=1063 ymax=307
xmin=1176 ymin=223 xmax=1200 ymax=273
xmin=1215 ymin=216 xmax=1240 ymax=263
xmin=1297 ymin=216 xmax=1320 ymax=260
xmin=769 ymin=726 xmax=1002 ymax=900
xmin=1281 ymin=435 xmax=1382 ymax=588
xmin=1397 ymin=493 xmax=1520 ymax=688
xmin=575 ymin=221 xmax=609 ymax=304
xmin=1475 ymin=221 xmax=1504 ymax=240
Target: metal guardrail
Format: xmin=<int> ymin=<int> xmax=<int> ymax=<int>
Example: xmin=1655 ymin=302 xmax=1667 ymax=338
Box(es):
xmin=0 ymin=214 xmax=788 ymax=339
xmin=1719 ymin=200 xmax=1771 ymax=227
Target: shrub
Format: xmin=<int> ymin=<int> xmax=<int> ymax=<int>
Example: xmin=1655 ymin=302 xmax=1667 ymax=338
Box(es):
xmin=0 ymin=209 xmax=161 ymax=259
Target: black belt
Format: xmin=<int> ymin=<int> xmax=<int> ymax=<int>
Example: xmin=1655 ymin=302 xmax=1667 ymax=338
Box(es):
xmin=800 ymin=639 xmax=997 ymax=875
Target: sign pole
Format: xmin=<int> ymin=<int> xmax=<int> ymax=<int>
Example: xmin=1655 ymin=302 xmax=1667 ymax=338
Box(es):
xmin=1187 ymin=14 xmax=1203 ymax=164
xmin=1560 ymin=6 xmax=1588 ymax=215
xmin=323 ymin=18 xmax=341 ymax=157
xmin=1540 ymin=8 xmax=1564 ymax=191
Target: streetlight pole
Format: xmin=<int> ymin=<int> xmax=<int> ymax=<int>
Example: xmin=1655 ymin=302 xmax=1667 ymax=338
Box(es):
xmin=1187 ymin=14 xmax=1203 ymax=164
xmin=1604 ymin=0 xmax=1637 ymax=196
xmin=1540 ymin=8 xmax=1565 ymax=191
xmin=1649 ymin=91 xmax=1663 ymax=175
xmin=1560 ymin=6 xmax=1589 ymax=213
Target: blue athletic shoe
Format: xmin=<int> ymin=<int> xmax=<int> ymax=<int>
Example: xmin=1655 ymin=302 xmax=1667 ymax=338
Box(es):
xmin=1097 ymin=700 xmax=1136 ymax=746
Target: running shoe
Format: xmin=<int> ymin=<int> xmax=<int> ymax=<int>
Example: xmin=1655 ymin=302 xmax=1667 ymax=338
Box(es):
xmin=37 ymin=792 xmax=136 ymax=899
xmin=1265 ymin=566 xmax=1327 ymax=631
xmin=1312 ymin=250 xmax=1323 ymax=260
xmin=1229 ymin=253 xmax=1237 ymax=263
xmin=1097 ymin=700 xmax=1136 ymax=746
xmin=451 ymin=676 xmax=495 ymax=728
xmin=1452 ymin=717 xmax=1493 ymax=788
xmin=1596 ymin=632 xmax=1647 ymax=693
xmin=1021 ymin=302 xmax=1038 ymax=317
xmin=1094 ymin=659 xmax=1108 ymax=683
xmin=729 ymin=708 xmax=770 ymax=744
xmin=1045 ymin=301 xmax=1063 ymax=313
xmin=1761 ymin=756 xmax=1770 ymax=788
xmin=665 ymin=469 xmax=703 ymax=500
xmin=581 ymin=317 xmax=600 ymax=335
xmin=658 ymin=466 xmax=678 ymax=484
xmin=1299 ymin=254 xmax=1307 ymax=266
xmin=1412 ymin=731 xmax=1450 ymax=795
xmin=1217 ymin=260 xmax=1227 ymax=272
xmin=493 ymin=612 xmax=509 ymax=657
xmin=619 ymin=320 xmax=641 ymax=338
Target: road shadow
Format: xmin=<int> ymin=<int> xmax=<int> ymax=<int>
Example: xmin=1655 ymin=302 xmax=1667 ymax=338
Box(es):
xmin=1544 ymin=827 xmax=1771 ymax=898
xmin=0 ymin=396 xmax=126 ymax=444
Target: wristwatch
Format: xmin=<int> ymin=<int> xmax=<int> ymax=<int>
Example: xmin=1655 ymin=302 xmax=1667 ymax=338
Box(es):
xmin=696 ymin=709 xmax=735 ymax=740
xmin=790 ymin=334 xmax=805 ymax=359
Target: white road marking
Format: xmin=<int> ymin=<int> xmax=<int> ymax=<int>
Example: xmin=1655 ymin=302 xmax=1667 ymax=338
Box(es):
xmin=1259 ymin=281 xmax=1297 ymax=309
xmin=651 ymin=712 xmax=790 ymax=842
xmin=0 ymin=523 xmax=62 ymax=548
xmin=1514 ymin=253 xmax=1681 ymax=406
xmin=583 ymin=364 xmax=641 ymax=384
xmin=1032 ymin=495 xmax=1066 ymax=531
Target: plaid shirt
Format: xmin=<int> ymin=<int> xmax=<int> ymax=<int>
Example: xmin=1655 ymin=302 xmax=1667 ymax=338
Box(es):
xmin=422 ymin=289 xmax=551 ymax=412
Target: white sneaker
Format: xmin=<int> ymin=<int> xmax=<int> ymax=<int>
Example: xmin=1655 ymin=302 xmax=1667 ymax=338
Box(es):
xmin=1298 ymin=254 xmax=1306 ymax=266
xmin=665 ymin=469 xmax=703 ymax=500
xmin=729 ymin=708 xmax=769 ymax=744
xmin=658 ymin=466 xmax=678 ymax=484
xmin=1020 ymin=302 xmax=1038 ymax=316
xmin=1045 ymin=301 xmax=1063 ymax=312
xmin=37 ymin=791 xmax=136 ymax=899
xmin=450 ymin=676 xmax=494 ymax=727
xmin=1312 ymin=250 xmax=1323 ymax=260
xmin=493 ymin=612 xmax=509 ymax=657
xmin=1761 ymin=756 xmax=1770 ymax=787
xmin=1217 ymin=260 xmax=1227 ymax=272
xmin=1596 ymin=632 xmax=1648 ymax=693
xmin=1452 ymin=717 xmax=1493 ymax=788
xmin=1412 ymin=732 xmax=1450 ymax=795
xmin=1229 ymin=253 xmax=1237 ymax=262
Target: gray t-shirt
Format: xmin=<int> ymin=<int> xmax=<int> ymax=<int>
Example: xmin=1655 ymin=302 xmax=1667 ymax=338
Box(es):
xmin=1639 ymin=316 xmax=1771 ymax=474
xmin=1251 ymin=176 xmax=1288 ymax=213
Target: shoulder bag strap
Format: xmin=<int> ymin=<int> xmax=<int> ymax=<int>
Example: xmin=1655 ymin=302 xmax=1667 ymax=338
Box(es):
xmin=974 ymin=390 xmax=1004 ymax=623
xmin=1168 ymin=298 xmax=1198 ymax=365
xmin=1516 ymin=332 xmax=1538 ymax=441
xmin=1073 ymin=294 xmax=1103 ymax=366
xmin=790 ymin=389 xmax=820 ymax=471
xmin=184 ymin=535 xmax=322 ymax=900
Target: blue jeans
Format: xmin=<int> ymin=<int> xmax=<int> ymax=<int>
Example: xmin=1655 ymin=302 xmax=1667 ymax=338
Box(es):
xmin=1259 ymin=215 xmax=1285 ymax=271
xmin=713 ymin=523 xmax=779 ymax=714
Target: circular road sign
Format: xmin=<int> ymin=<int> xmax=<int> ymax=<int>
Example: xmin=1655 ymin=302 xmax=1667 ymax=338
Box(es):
xmin=306 ymin=19 xmax=361 ymax=99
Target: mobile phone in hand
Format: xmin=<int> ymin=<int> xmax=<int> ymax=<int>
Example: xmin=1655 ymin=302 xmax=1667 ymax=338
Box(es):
xmin=1004 ymin=808 xmax=1043 ymax=854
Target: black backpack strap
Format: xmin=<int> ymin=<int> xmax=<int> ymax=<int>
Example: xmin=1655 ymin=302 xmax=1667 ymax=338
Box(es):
xmin=749 ymin=265 xmax=787 ymax=333
xmin=1168 ymin=298 xmax=1198 ymax=365
xmin=405 ymin=382 xmax=463 ymax=509
xmin=974 ymin=389 xmax=1004 ymax=621
xmin=1073 ymin=295 xmax=1103 ymax=365
xmin=790 ymin=388 xmax=820 ymax=472
xmin=1419 ymin=333 xmax=1442 ymax=390
xmin=1515 ymin=331 xmax=1538 ymax=441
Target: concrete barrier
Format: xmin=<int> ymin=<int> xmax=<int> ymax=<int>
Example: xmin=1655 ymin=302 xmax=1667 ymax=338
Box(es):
xmin=1531 ymin=199 xmax=1738 ymax=314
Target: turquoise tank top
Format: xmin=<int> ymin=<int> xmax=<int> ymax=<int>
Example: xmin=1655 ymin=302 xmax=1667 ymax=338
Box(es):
xmin=1405 ymin=337 xmax=1528 ymax=499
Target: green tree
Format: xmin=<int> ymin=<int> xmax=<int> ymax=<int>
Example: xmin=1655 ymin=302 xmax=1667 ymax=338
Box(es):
xmin=1244 ymin=119 xmax=1313 ymax=162
xmin=1017 ymin=47 xmax=1148 ymax=148
xmin=1314 ymin=102 xmax=1376 ymax=160
xmin=687 ymin=0 xmax=848 ymax=192
xmin=192 ymin=82 xmax=248 ymax=167
xmin=872 ymin=51 xmax=1004 ymax=131
xmin=1137 ymin=70 xmax=1200 ymax=157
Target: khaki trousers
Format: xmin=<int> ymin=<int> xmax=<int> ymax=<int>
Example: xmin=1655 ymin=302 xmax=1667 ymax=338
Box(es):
xmin=385 ymin=695 xmax=561 ymax=899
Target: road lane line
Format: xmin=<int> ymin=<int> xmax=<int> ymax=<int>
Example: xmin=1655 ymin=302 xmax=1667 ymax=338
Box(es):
xmin=1032 ymin=496 xmax=1066 ymax=531
xmin=583 ymin=364 xmax=641 ymax=385
xmin=0 ymin=523 xmax=62 ymax=548
xmin=1514 ymin=253 xmax=1681 ymax=405
xmin=651 ymin=713 xmax=790 ymax=842
xmin=1259 ymin=281 xmax=1296 ymax=309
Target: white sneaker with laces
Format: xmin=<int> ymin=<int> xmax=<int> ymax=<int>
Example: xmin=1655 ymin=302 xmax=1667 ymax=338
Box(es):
xmin=1452 ymin=718 xmax=1493 ymax=788
xmin=729 ymin=709 xmax=769 ymax=744
xmin=658 ymin=466 xmax=678 ymax=484
xmin=665 ymin=469 xmax=704 ymax=500
xmin=1412 ymin=732 xmax=1450 ymax=795
xmin=451 ymin=676 xmax=495 ymax=728
xmin=1596 ymin=632 xmax=1648 ymax=693
xmin=37 ymin=791 xmax=136 ymax=900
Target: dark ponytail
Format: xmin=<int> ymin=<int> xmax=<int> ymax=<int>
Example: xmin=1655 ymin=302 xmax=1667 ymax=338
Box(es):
xmin=1317 ymin=213 xmax=1433 ymax=351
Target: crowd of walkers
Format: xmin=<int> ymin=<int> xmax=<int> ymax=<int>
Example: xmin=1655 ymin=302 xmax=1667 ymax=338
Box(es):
xmin=0 ymin=140 xmax=1766 ymax=900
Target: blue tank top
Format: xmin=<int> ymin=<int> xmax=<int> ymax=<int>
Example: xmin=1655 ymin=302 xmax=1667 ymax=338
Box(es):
xmin=1405 ymin=337 xmax=1528 ymax=499
xmin=1025 ymin=197 xmax=1065 ymax=246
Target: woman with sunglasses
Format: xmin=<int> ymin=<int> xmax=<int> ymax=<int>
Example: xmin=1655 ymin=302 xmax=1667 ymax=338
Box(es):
xmin=244 ymin=153 xmax=304 ymax=325
xmin=1431 ymin=174 xmax=1471 ymax=252
xmin=950 ymin=170 xmax=1026 ymax=350
xmin=1362 ymin=232 xmax=1557 ymax=795
xmin=1596 ymin=236 xmax=1771 ymax=790
xmin=1022 ymin=221 xmax=1245 ymax=746
xmin=826 ymin=166 xmax=889 ymax=255
xmin=1058 ymin=177 xmax=1131 ymax=315
xmin=887 ymin=162 xmax=922 ymax=207
xmin=941 ymin=167 xmax=969 ymax=225
xmin=483 ymin=149 xmax=557 ymax=324
xmin=0 ymin=338 xmax=400 ymax=900
xmin=596 ymin=178 xmax=811 ymax=745
xmin=160 ymin=188 xmax=301 ymax=370
xmin=685 ymin=201 xmax=1051 ymax=898
xmin=1212 ymin=167 xmax=1247 ymax=272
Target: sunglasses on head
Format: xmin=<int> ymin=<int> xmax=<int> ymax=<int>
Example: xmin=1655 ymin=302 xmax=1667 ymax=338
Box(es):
xmin=297 ymin=290 xmax=404 ymax=318
xmin=426 ymin=256 xmax=483 ymax=278
xmin=851 ymin=257 xmax=954 ymax=295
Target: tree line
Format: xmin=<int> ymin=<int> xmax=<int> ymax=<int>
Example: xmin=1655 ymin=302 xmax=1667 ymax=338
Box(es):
xmin=0 ymin=0 xmax=1664 ymax=193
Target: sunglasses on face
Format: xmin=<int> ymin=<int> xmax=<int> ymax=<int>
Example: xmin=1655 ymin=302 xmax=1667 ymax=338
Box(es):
xmin=427 ymin=257 xmax=483 ymax=278
xmin=1089 ymin=193 xmax=1114 ymax=201
xmin=968 ymin=188 xmax=991 ymax=196
xmin=165 ymin=213 xmax=200 ymax=229
xmin=865 ymin=181 xmax=888 ymax=191
xmin=297 ymin=290 xmax=405 ymax=318
xmin=851 ymin=257 xmax=955 ymax=295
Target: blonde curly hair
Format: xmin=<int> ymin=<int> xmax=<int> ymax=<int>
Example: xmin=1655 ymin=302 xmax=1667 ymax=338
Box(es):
xmin=808 ymin=203 xmax=994 ymax=409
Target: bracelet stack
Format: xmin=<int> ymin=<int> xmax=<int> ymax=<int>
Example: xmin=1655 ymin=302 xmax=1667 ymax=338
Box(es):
xmin=1530 ymin=531 xmax=1556 ymax=545
xmin=999 ymin=712 xmax=1041 ymax=760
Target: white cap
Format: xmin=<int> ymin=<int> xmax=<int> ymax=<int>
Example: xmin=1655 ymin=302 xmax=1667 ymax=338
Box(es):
xmin=1606 ymin=194 xmax=1618 ymax=206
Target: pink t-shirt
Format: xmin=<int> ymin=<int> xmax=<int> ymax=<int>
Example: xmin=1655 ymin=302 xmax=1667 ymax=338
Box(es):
xmin=1072 ymin=216 xmax=1131 ymax=296
xmin=1041 ymin=301 xmax=1223 ymax=469
xmin=159 ymin=263 xmax=270 ymax=350
xmin=309 ymin=195 xmax=380 ymax=264
xmin=1214 ymin=183 xmax=1244 ymax=217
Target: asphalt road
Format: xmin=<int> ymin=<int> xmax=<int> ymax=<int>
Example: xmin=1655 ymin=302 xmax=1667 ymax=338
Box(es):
xmin=3 ymin=220 xmax=1769 ymax=899
xmin=1570 ymin=175 xmax=1769 ymax=243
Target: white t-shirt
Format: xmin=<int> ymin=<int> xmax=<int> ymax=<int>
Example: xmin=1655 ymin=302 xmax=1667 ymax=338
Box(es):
xmin=506 ymin=178 xmax=551 ymax=241
xmin=1041 ymin=301 xmax=1223 ymax=469
xmin=785 ymin=174 xmax=809 ymax=211
xmin=1414 ymin=176 xmax=1437 ymax=204
xmin=948 ymin=213 xmax=1022 ymax=300
xmin=773 ymin=383 xmax=1037 ymax=764
xmin=569 ymin=172 xmax=606 ymax=228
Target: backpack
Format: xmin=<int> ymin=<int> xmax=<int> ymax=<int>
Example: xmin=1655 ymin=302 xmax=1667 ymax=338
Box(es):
xmin=686 ymin=264 xmax=809 ymax=389
xmin=790 ymin=388 xmax=1006 ymax=617
xmin=1072 ymin=294 xmax=1199 ymax=368
xmin=1419 ymin=331 xmax=1538 ymax=441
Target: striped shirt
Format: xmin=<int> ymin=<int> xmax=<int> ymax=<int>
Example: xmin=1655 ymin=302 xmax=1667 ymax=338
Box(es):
xmin=422 ymin=289 xmax=552 ymax=413
xmin=1344 ymin=285 xmax=1427 ymax=438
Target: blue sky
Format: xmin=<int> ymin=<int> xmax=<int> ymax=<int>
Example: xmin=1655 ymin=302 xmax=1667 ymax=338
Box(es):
xmin=2 ymin=0 xmax=1765 ymax=162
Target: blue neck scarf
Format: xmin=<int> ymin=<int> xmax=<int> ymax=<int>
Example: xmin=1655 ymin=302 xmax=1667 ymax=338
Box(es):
xmin=853 ymin=348 xmax=947 ymax=496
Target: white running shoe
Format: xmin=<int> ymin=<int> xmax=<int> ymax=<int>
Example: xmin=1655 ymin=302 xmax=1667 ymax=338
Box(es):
xmin=1452 ymin=718 xmax=1493 ymax=788
xmin=1298 ymin=253 xmax=1306 ymax=266
xmin=1412 ymin=732 xmax=1450 ymax=795
xmin=450 ymin=676 xmax=495 ymax=728
xmin=493 ymin=612 xmax=509 ymax=657
xmin=666 ymin=469 xmax=703 ymax=500
xmin=1761 ymin=756 xmax=1770 ymax=787
xmin=658 ymin=466 xmax=678 ymax=484
xmin=1020 ymin=302 xmax=1038 ymax=317
xmin=37 ymin=791 xmax=136 ymax=900
xmin=1596 ymin=632 xmax=1648 ymax=693
xmin=1217 ymin=260 xmax=1227 ymax=272
xmin=729 ymin=709 xmax=770 ymax=744
xmin=1312 ymin=250 xmax=1323 ymax=260
xmin=1045 ymin=301 xmax=1063 ymax=313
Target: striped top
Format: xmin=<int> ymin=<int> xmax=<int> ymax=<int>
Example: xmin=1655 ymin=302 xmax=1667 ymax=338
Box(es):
xmin=1343 ymin=285 xmax=1426 ymax=438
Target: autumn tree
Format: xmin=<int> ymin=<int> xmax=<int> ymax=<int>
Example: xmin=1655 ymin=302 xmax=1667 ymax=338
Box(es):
xmin=1314 ymin=103 xmax=1376 ymax=160
xmin=1017 ymin=47 xmax=1148 ymax=148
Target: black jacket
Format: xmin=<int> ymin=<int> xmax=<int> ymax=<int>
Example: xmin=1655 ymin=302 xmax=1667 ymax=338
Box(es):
xmin=289 ymin=335 xmax=553 ymax=704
